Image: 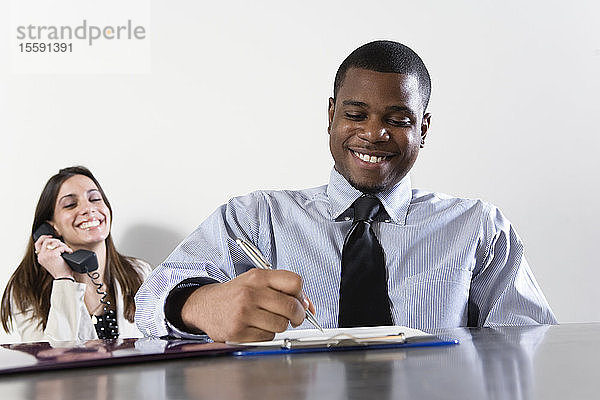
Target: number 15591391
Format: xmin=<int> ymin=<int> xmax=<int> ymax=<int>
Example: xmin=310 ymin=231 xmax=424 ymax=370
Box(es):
xmin=19 ymin=43 xmax=72 ymax=52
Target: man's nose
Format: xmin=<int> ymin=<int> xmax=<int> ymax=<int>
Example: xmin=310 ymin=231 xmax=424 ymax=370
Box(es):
xmin=358 ymin=120 xmax=389 ymax=143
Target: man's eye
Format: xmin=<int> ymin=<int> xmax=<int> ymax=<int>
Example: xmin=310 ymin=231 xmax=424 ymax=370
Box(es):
xmin=345 ymin=113 xmax=366 ymax=120
xmin=387 ymin=118 xmax=411 ymax=126
xmin=64 ymin=203 xmax=76 ymax=208
xmin=90 ymin=198 xmax=102 ymax=202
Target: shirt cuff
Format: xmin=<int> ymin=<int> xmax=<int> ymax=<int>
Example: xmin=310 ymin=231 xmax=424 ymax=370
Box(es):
xmin=163 ymin=277 xmax=219 ymax=340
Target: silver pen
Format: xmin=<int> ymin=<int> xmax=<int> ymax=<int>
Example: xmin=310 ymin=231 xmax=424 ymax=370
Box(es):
xmin=235 ymin=238 xmax=324 ymax=332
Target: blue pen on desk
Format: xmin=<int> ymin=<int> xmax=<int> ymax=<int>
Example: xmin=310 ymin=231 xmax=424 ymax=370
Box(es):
xmin=235 ymin=238 xmax=324 ymax=332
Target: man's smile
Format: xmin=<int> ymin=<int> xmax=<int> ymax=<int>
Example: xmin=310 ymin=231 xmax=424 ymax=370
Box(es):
xmin=350 ymin=149 xmax=395 ymax=165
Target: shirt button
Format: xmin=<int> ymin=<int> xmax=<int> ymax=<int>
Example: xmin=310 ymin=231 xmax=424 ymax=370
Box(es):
xmin=384 ymin=219 xmax=391 ymax=223
xmin=344 ymin=217 xmax=350 ymax=221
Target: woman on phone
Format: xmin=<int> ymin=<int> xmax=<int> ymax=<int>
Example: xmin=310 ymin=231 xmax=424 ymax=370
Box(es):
xmin=1 ymin=166 xmax=151 ymax=341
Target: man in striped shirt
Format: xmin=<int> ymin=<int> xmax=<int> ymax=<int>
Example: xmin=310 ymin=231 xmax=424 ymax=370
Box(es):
xmin=135 ymin=41 xmax=557 ymax=342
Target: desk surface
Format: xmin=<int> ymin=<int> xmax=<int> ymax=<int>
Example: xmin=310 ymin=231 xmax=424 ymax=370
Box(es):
xmin=1 ymin=323 xmax=598 ymax=400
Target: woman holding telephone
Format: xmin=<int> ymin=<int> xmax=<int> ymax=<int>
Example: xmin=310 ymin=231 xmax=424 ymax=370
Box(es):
xmin=1 ymin=166 xmax=151 ymax=341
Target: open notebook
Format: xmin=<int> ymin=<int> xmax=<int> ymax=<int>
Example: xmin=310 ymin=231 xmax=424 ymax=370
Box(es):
xmin=230 ymin=325 xmax=458 ymax=355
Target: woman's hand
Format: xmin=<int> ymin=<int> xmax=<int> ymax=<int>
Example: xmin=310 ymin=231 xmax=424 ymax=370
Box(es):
xmin=34 ymin=235 xmax=75 ymax=279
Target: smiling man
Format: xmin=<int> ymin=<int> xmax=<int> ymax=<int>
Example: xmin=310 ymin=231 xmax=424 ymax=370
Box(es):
xmin=328 ymin=68 xmax=429 ymax=194
xmin=135 ymin=41 xmax=557 ymax=342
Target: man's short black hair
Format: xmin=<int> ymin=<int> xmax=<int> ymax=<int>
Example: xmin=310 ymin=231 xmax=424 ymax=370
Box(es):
xmin=333 ymin=40 xmax=431 ymax=112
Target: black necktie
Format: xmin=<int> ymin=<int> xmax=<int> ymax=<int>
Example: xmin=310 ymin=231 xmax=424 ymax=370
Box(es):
xmin=338 ymin=195 xmax=393 ymax=328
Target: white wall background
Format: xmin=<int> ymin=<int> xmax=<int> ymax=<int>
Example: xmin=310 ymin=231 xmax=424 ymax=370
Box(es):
xmin=1 ymin=0 xmax=598 ymax=342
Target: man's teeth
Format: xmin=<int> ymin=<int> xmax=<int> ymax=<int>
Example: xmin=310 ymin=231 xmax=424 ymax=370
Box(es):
xmin=354 ymin=151 xmax=385 ymax=163
xmin=79 ymin=220 xmax=101 ymax=230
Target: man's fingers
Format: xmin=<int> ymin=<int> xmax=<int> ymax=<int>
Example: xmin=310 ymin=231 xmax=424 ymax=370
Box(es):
xmin=183 ymin=269 xmax=314 ymax=343
xmin=245 ymin=269 xmax=304 ymax=297
xmin=184 ymin=284 xmax=291 ymax=343
xmin=226 ymin=326 xmax=276 ymax=343
xmin=240 ymin=269 xmax=311 ymax=326
xmin=245 ymin=307 xmax=294 ymax=335
xmin=253 ymin=288 xmax=306 ymax=327
xmin=294 ymin=291 xmax=316 ymax=314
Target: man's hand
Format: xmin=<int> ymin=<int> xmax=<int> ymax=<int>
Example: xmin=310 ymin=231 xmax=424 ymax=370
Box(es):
xmin=180 ymin=269 xmax=315 ymax=343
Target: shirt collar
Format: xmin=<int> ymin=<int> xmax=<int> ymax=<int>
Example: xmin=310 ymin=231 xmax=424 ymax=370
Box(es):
xmin=326 ymin=168 xmax=412 ymax=225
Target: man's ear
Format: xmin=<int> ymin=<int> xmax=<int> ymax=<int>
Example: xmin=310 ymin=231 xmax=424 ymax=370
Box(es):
xmin=327 ymin=97 xmax=335 ymax=134
xmin=420 ymin=113 xmax=431 ymax=148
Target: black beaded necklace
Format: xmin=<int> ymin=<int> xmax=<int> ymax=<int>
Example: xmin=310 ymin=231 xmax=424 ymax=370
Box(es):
xmin=87 ymin=271 xmax=119 ymax=339
xmin=93 ymin=304 xmax=119 ymax=339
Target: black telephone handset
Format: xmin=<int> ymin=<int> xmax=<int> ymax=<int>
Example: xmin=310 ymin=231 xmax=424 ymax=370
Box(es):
xmin=33 ymin=222 xmax=99 ymax=274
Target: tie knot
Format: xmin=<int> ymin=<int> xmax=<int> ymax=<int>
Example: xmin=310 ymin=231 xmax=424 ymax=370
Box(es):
xmin=353 ymin=195 xmax=381 ymax=222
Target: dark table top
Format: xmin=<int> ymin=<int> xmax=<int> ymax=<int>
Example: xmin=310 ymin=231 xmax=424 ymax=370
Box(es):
xmin=2 ymin=322 xmax=599 ymax=400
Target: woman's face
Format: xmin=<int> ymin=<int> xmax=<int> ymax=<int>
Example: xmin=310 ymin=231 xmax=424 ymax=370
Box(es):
xmin=51 ymin=175 xmax=111 ymax=249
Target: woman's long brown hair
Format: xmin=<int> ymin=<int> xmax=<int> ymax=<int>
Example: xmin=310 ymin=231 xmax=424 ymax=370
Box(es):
xmin=1 ymin=166 xmax=144 ymax=332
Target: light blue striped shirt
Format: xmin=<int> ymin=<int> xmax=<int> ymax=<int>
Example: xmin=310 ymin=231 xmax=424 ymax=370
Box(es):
xmin=135 ymin=169 xmax=557 ymax=337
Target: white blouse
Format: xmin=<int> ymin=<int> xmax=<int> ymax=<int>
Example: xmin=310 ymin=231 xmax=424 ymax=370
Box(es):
xmin=11 ymin=259 xmax=152 ymax=342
